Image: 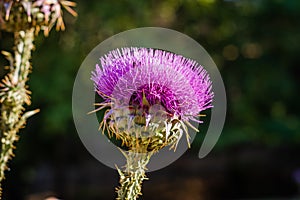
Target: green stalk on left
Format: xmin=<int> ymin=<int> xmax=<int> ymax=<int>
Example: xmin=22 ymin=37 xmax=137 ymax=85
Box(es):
xmin=0 ymin=1 xmax=77 ymax=198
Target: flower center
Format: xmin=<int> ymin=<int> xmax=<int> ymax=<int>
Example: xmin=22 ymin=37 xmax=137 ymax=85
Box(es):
xmin=128 ymin=83 xmax=180 ymax=126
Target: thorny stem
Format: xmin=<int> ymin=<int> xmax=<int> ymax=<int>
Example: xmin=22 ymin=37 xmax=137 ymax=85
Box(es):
xmin=0 ymin=28 xmax=39 ymax=198
xmin=116 ymin=149 xmax=153 ymax=200
xmin=0 ymin=1 xmax=76 ymax=198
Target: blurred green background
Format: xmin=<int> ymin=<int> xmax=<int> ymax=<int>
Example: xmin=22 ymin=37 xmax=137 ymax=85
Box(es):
xmin=1 ymin=0 xmax=300 ymax=199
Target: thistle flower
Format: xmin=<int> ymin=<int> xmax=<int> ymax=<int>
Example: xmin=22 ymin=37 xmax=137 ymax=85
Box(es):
xmin=0 ymin=0 xmax=77 ymax=35
xmin=92 ymin=47 xmax=213 ymax=200
xmin=92 ymin=47 xmax=213 ymax=150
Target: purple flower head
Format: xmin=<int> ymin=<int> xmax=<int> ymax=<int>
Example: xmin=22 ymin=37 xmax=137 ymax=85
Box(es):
xmin=92 ymin=47 xmax=213 ymax=123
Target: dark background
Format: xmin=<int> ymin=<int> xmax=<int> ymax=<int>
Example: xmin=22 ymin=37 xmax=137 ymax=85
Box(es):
xmin=1 ymin=0 xmax=300 ymax=199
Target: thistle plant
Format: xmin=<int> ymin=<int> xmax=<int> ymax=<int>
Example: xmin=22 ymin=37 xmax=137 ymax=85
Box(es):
xmin=0 ymin=0 xmax=76 ymax=198
xmin=91 ymin=47 xmax=214 ymax=200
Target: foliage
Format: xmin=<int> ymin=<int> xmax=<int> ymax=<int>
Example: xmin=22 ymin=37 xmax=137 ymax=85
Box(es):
xmin=26 ymin=0 xmax=300 ymax=145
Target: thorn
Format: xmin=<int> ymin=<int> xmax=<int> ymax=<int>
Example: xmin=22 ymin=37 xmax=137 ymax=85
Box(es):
xmin=23 ymin=109 xmax=40 ymax=119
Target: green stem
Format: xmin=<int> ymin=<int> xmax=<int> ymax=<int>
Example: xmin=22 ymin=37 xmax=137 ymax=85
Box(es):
xmin=0 ymin=28 xmax=38 ymax=198
xmin=116 ymin=150 xmax=153 ymax=200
